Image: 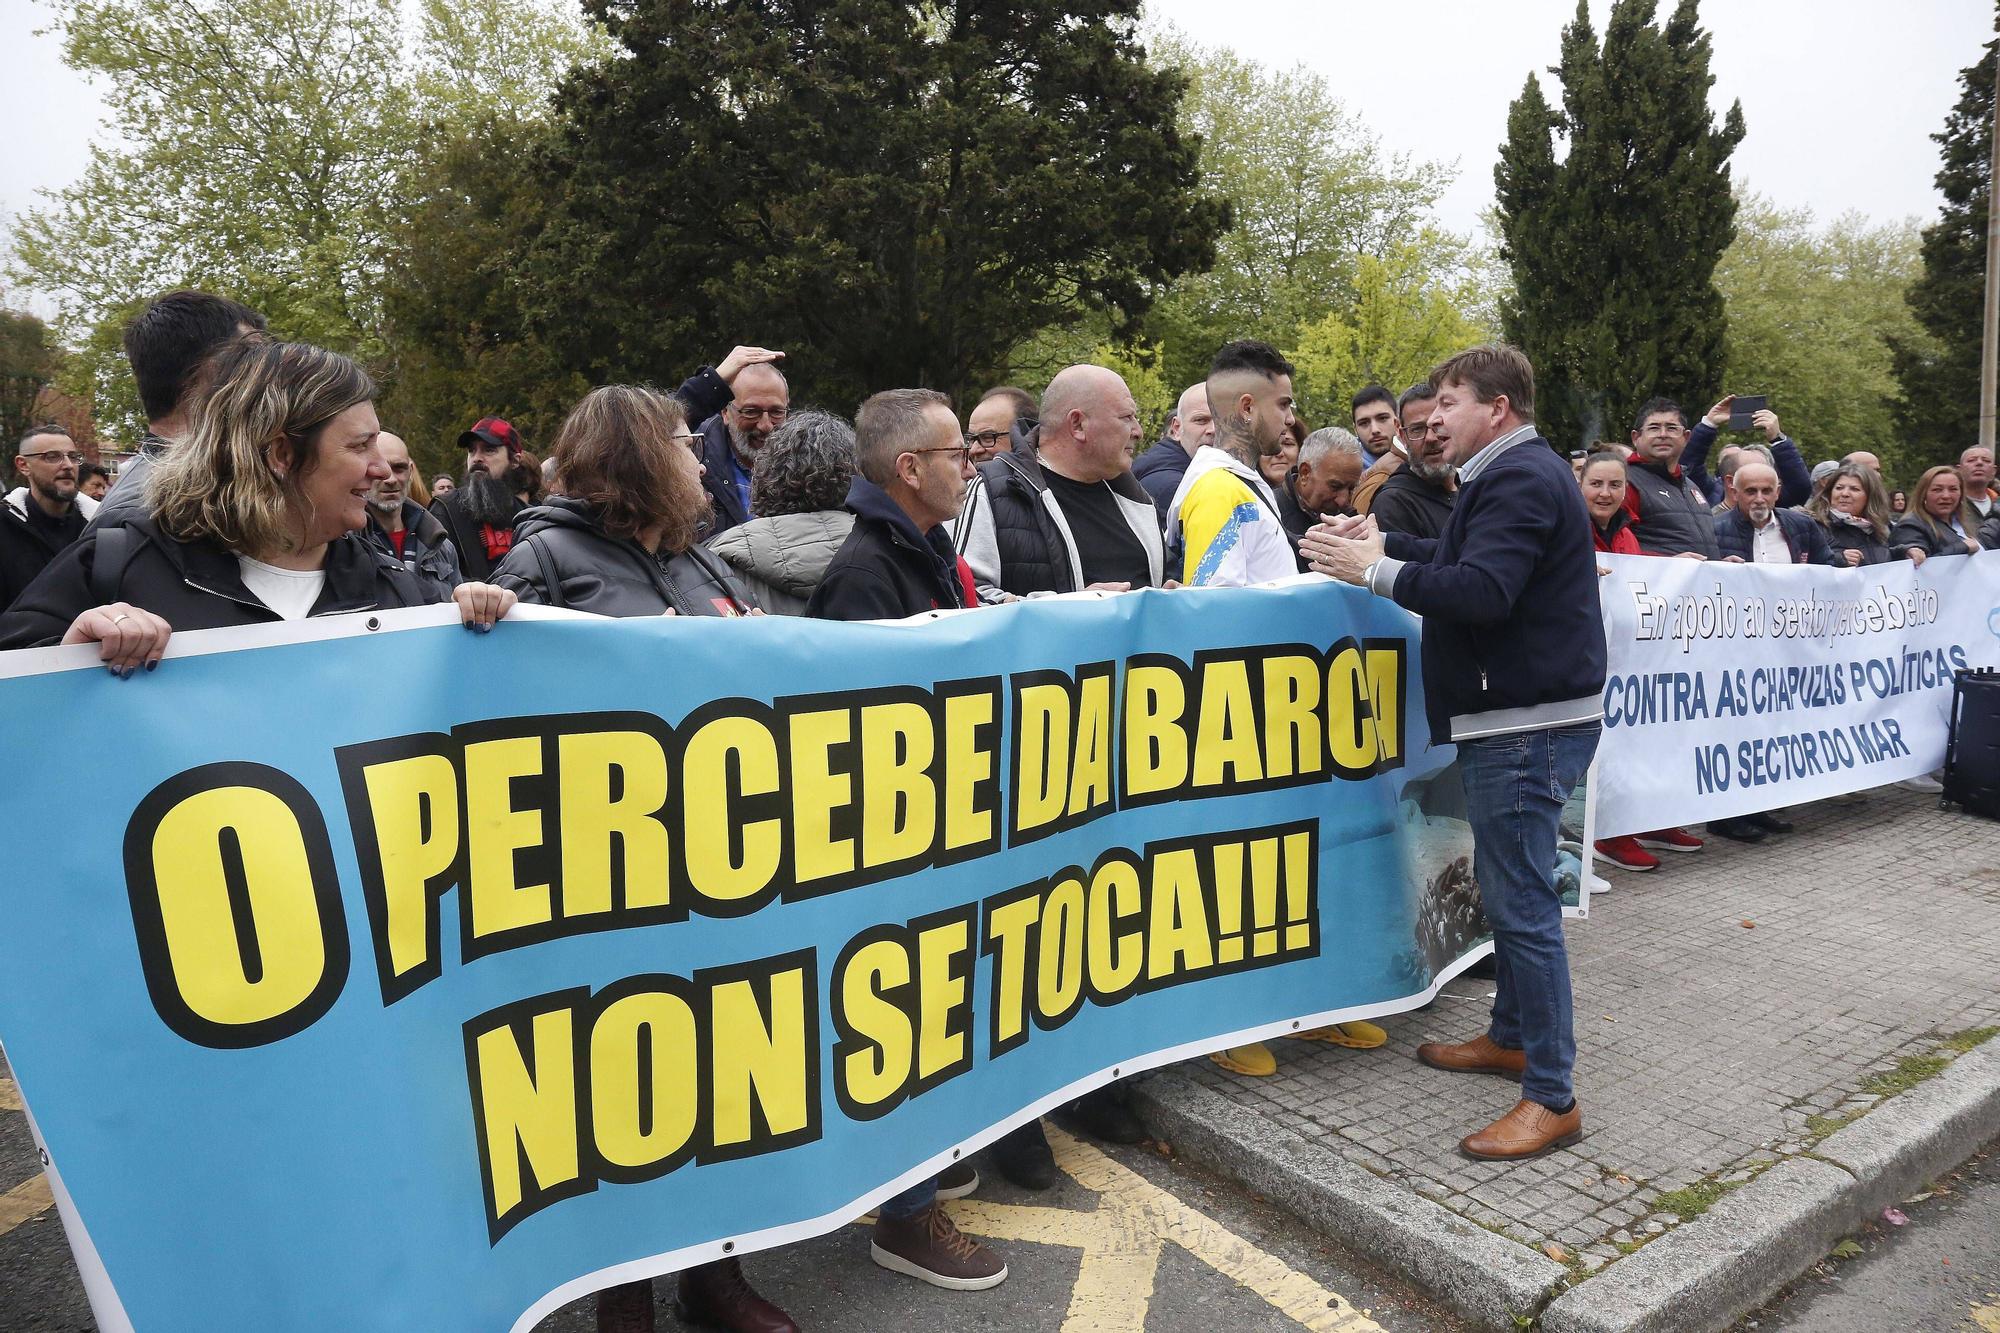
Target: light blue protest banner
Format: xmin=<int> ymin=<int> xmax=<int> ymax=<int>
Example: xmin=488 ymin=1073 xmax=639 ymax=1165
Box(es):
xmin=0 ymin=584 xmax=1494 ymax=1331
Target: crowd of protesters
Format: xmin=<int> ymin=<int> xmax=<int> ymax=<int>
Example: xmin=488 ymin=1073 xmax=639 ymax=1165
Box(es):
xmin=0 ymin=288 xmax=1989 ymax=1331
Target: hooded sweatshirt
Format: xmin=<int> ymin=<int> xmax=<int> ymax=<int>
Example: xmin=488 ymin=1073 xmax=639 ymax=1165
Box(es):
xmin=1166 ymin=446 xmax=1296 ymax=587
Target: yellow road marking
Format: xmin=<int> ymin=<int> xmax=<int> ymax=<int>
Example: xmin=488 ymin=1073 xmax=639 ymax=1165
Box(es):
xmin=0 ymin=1079 xmax=20 ymax=1112
xmin=1970 ymin=1299 xmax=2000 ymax=1332
xmin=0 ymin=1174 xmax=54 ymax=1239
xmin=944 ymin=1124 xmax=1383 ymax=1332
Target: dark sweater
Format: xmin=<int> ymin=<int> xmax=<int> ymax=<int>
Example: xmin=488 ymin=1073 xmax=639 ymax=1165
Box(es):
xmin=1368 ymin=463 xmax=1456 ymax=541
xmin=807 ymin=477 xmax=976 ymax=621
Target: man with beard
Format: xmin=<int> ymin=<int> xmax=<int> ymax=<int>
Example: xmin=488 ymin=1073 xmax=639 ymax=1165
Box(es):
xmin=1369 ymin=405 xmax=1458 ymax=540
xmin=1275 ymin=427 xmax=1365 ymax=554
xmin=1714 ymin=460 xmax=1834 ymax=566
xmin=431 ymin=416 xmax=533 ymax=581
xmin=365 ymin=430 xmax=463 ymax=599
xmin=697 ymin=361 xmax=790 ymax=537
xmin=1 ymin=425 xmax=95 ymax=610
xmin=1168 ymin=341 xmax=1300 ymax=589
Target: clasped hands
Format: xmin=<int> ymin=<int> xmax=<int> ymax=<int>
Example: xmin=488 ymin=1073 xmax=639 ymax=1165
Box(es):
xmin=1299 ymin=513 xmax=1384 ymax=586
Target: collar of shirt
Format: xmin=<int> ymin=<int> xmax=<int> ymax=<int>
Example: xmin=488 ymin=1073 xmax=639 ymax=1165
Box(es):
xmin=1455 ymin=422 xmax=1538 ymax=487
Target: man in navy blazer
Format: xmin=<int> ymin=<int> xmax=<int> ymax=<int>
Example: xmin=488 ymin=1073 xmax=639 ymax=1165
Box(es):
xmin=1712 ymin=461 xmax=1836 ymax=566
xmin=1302 ymin=344 xmax=1606 ymax=1164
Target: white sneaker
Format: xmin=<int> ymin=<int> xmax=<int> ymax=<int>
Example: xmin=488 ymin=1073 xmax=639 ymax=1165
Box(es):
xmin=1896 ymin=773 xmax=1944 ymax=794
xmin=1586 ymin=870 xmax=1613 ymax=896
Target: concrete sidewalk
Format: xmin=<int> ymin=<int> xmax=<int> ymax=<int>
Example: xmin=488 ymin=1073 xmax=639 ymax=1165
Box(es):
xmin=1134 ymin=786 xmax=2000 ymax=1331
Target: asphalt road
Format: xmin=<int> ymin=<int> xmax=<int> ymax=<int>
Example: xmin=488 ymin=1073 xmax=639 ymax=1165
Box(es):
xmin=0 ymin=1045 xmax=1466 ymax=1333
xmin=1741 ymin=1139 xmax=2000 ymax=1333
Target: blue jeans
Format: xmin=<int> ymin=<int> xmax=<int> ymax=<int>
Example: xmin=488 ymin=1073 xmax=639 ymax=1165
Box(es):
xmin=1456 ymin=722 xmax=1601 ymax=1110
xmin=878 ymin=1177 xmax=937 ymax=1220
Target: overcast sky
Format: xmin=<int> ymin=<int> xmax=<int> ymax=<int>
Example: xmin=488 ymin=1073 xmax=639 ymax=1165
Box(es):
xmin=0 ymin=0 xmax=1992 ymax=296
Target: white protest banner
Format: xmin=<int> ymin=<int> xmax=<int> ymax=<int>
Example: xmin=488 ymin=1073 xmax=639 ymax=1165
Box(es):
xmin=1592 ymin=551 xmax=2000 ymax=836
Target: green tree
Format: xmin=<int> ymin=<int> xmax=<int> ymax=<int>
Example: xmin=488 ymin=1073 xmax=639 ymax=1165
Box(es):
xmin=1138 ymin=32 xmax=1457 ymax=396
xmin=1716 ymin=195 xmax=1926 ymax=476
xmin=1889 ymin=5 xmax=1997 ymax=459
xmin=8 ymin=0 xmax=597 ymax=441
xmin=1495 ymin=0 xmax=1744 ymax=450
xmin=526 ymin=0 xmax=1227 ymax=414
xmin=0 ymin=309 xmax=63 ymax=452
xmin=1288 ymin=239 xmax=1496 ymax=428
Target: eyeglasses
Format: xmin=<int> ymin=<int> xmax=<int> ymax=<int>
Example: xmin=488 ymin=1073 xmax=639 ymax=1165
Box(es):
xmin=911 ymin=445 xmax=971 ymax=462
xmin=671 ymin=432 xmax=702 ymax=454
xmin=964 ymin=430 xmax=1008 ymax=449
xmin=1402 ymin=423 xmax=1430 ymax=440
xmin=731 ymin=405 xmax=788 ymax=423
xmin=19 ymin=450 xmax=85 ymax=465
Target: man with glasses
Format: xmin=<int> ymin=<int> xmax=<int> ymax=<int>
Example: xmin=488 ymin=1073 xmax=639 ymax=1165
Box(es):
xmin=1353 ymin=383 xmax=1434 ymax=516
xmin=964 ymin=385 xmax=1036 ymax=464
xmin=1 ymin=426 xmax=93 ymax=611
xmin=697 ymin=361 xmax=790 ymax=537
xmin=365 ymin=431 xmax=463 ymax=599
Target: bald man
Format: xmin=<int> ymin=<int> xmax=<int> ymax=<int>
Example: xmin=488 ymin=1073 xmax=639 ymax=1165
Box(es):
xmin=953 ymin=365 xmax=1165 ymax=604
xmin=1712 ymin=461 xmax=1834 ymax=566
xmin=1134 ymin=382 xmax=1216 ymax=520
xmin=366 ymin=431 xmax=464 ymax=598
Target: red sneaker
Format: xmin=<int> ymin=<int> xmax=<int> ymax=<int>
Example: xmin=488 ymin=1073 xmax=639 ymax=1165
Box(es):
xmin=1633 ymin=827 xmax=1703 ymax=853
xmin=1593 ymin=836 xmax=1659 ymax=872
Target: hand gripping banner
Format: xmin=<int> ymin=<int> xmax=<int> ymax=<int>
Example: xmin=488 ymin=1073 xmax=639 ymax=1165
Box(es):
xmin=0 ymin=584 xmax=1498 ymax=1331
xmin=1592 ymin=551 xmax=2000 ymax=835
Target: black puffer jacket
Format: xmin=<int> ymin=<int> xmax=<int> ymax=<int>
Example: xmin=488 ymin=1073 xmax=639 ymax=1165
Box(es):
xmin=1889 ymin=511 xmax=1979 ymax=561
xmin=952 ymin=437 xmax=1164 ymax=601
xmin=1818 ymin=512 xmax=1894 ymax=566
xmin=0 ymin=514 xmax=436 ymax=648
xmin=492 ymin=498 xmax=754 ymax=617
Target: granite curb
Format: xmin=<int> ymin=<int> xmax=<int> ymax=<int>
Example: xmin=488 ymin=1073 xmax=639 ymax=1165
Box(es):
xmin=1130 ymin=1069 xmax=1568 ymax=1330
xmin=1137 ymin=1036 xmax=2000 ymax=1333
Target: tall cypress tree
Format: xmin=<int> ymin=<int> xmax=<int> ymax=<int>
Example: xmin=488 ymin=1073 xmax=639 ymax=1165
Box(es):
xmin=526 ymin=0 xmax=1227 ymax=412
xmin=1889 ymin=6 xmax=1999 ymax=458
xmin=1495 ymin=0 xmax=1744 ymax=450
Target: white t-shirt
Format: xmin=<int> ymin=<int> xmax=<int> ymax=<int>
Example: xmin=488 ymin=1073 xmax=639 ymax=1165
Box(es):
xmin=237 ymin=555 xmax=327 ymax=620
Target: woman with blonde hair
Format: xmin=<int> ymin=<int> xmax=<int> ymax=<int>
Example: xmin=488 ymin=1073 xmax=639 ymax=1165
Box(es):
xmin=1889 ymin=465 xmax=1981 ymax=567
xmin=1804 ymin=462 xmax=1894 ymax=566
xmin=0 ymin=336 xmax=511 ymax=661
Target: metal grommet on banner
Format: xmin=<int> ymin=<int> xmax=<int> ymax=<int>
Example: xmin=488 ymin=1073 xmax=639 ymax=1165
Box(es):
xmin=722 ymin=1241 xmax=734 ymax=1254
xmin=365 ymin=616 xmax=381 ymax=631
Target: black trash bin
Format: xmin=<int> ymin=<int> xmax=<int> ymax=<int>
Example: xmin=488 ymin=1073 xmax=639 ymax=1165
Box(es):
xmin=1944 ymin=668 xmax=2000 ymax=819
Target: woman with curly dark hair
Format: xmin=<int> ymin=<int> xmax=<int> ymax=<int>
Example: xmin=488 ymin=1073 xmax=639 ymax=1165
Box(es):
xmin=705 ymin=409 xmax=858 ymax=615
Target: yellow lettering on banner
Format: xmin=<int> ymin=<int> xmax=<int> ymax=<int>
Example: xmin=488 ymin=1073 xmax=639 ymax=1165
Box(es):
xmin=941 ymin=690 xmax=996 ymax=853
xmin=710 ymin=968 xmax=811 ymax=1147
xmin=1015 ymin=682 xmax=1072 ymax=834
xmin=590 ymin=990 xmax=700 ymax=1169
xmin=1146 ymin=848 xmax=1214 ymax=980
xmin=356 ymin=752 xmax=460 ymax=983
xmin=837 ymin=938 xmax=913 ymax=1111
xmin=1261 ymin=654 xmax=1323 ymax=781
xmin=983 ymin=895 xmax=1041 ymax=1052
xmin=1192 ymin=659 xmax=1263 ymax=787
xmin=1122 ymin=665 xmax=1189 ymax=797
xmin=788 ymin=708 xmax=855 ymax=883
xmin=1035 ymin=875 xmax=1088 ymax=1022
xmin=914 ymin=916 xmax=970 ymax=1082
xmin=1086 ymin=858 xmax=1145 ymax=997
xmin=1326 ymin=647 xmax=1380 ymax=774
xmin=473 ymin=1007 xmax=581 ymax=1226
xmin=861 ymin=702 xmax=936 ymax=869
xmin=1365 ymin=647 xmax=1403 ymax=765
xmin=148 ymin=786 xmax=330 ymax=1029
xmin=682 ymin=716 xmax=783 ymax=903
xmin=465 ymin=736 xmax=553 ymax=939
xmin=558 ymin=730 xmax=671 ymax=915
xmin=1070 ymin=672 xmax=1113 ymax=817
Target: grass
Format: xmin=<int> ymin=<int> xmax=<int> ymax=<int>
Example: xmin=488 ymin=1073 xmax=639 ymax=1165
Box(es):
xmin=1652 ymin=1179 xmax=1742 ymax=1221
xmin=1939 ymin=1025 xmax=1999 ymax=1055
xmin=1805 ymin=1110 xmax=1863 ymax=1141
xmin=1859 ymin=1053 xmax=1952 ymax=1098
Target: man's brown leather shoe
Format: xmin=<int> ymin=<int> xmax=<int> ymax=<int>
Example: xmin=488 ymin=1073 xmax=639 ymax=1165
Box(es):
xmin=1459 ymin=1099 xmax=1584 ymax=1161
xmin=1416 ymin=1033 xmax=1527 ymax=1078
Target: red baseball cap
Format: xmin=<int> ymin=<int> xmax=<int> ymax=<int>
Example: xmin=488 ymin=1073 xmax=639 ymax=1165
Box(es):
xmin=458 ymin=417 xmax=521 ymax=456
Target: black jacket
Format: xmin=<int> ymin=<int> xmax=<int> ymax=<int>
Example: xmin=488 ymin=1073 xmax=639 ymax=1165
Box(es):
xmin=696 ymin=415 xmax=753 ymax=538
xmin=807 ymin=477 xmax=972 ymax=621
xmin=1271 ymin=469 xmax=1317 ymax=569
xmin=429 ymin=488 xmax=523 ymax=582
xmin=0 ymin=514 xmax=436 ymax=649
xmin=1818 ymin=513 xmax=1895 ymax=566
xmin=1980 ymin=511 xmax=2000 ymax=553
xmin=1382 ymin=431 xmax=1606 ymax=745
xmin=953 ymin=440 xmax=1164 ymax=601
xmin=0 ymin=497 xmax=87 ymax=612
xmin=1132 ymin=439 xmax=1192 ymax=523
xmin=365 ymin=499 xmax=463 ymax=601
xmin=1890 ymin=511 xmax=1978 ymax=560
xmin=1678 ymin=421 xmax=1811 ymax=508
xmin=492 ymin=498 xmax=753 ymax=617
xmin=1712 ymin=507 xmax=1836 ymax=565
xmin=1369 ymin=463 xmax=1456 ymax=541
xmin=1623 ymin=455 xmax=1722 ymax=558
